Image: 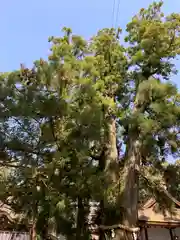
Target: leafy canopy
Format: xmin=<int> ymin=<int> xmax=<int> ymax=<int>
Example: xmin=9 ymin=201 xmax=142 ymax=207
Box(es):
xmin=0 ymin=1 xmax=179 ymax=239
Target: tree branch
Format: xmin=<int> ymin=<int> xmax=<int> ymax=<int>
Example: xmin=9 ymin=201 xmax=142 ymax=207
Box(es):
xmin=138 ymin=166 xmax=180 ymax=207
xmin=49 ymin=117 xmax=62 ymax=152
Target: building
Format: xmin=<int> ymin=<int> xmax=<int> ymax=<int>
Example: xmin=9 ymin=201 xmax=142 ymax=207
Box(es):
xmin=1 ymin=196 xmax=180 ymax=240
xmin=90 ymin=194 xmax=180 ymax=240
xmin=0 ymin=201 xmax=30 ymax=240
xmin=138 ymin=197 xmax=180 ymax=240
xmin=0 ymin=201 xmax=67 ymax=240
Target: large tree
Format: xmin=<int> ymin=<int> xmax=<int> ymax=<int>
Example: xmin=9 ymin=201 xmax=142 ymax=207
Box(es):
xmin=111 ymin=2 xmax=180 ymax=239
xmin=0 ymin=29 xmax=106 ymax=239
xmin=0 ymin=2 xmax=179 ymax=240
xmin=88 ymin=2 xmax=180 ymax=239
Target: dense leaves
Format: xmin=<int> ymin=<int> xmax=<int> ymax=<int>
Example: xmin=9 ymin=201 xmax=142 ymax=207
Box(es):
xmin=0 ymin=2 xmax=179 ymax=240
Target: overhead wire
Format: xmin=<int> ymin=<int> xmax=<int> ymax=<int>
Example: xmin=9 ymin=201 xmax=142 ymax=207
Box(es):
xmin=115 ymin=0 xmax=120 ymax=29
xmin=111 ymin=0 xmax=116 ymax=28
xmin=111 ymin=0 xmax=121 ymax=29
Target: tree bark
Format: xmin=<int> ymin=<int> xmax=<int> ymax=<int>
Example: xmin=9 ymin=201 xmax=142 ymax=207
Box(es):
xmin=97 ymin=117 xmax=119 ymax=240
xmin=76 ymin=196 xmax=88 ymax=240
xmin=105 ymin=118 xmax=123 ymax=239
xmin=105 ymin=117 xmax=119 ymax=183
xmin=101 ymin=113 xmax=140 ymax=240
xmin=113 ymin=137 xmax=141 ymax=240
xmin=30 ymin=220 xmax=36 ymax=240
xmin=105 ymin=115 xmax=140 ymax=240
xmin=98 ymin=200 xmax=106 ymax=240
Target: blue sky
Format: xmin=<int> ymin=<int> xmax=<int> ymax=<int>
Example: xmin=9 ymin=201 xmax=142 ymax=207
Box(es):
xmin=0 ymin=0 xmax=179 ymax=87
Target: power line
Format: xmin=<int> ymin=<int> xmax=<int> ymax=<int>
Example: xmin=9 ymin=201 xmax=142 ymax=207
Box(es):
xmin=111 ymin=0 xmax=120 ymax=29
xmin=115 ymin=0 xmax=120 ymax=29
xmin=112 ymin=0 xmax=116 ymax=28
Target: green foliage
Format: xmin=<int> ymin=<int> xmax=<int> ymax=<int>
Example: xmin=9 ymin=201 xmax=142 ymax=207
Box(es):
xmin=0 ymin=1 xmax=179 ymax=239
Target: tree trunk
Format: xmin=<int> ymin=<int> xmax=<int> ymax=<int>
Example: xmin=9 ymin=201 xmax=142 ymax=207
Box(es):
xmin=105 ymin=116 xmax=140 ymax=240
xmin=105 ymin=117 xmax=119 ymax=183
xmin=42 ymin=221 xmax=50 ymax=240
xmin=105 ymin=118 xmax=122 ymax=239
xmin=97 ymin=117 xmax=119 ymax=240
xmin=30 ymin=221 xmax=36 ymax=240
xmin=76 ymin=196 xmax=88 ymax=240
xmin=101 ymin=115 xmax=140 ymax=240
xmin=98 ymin=146 xmax=106 ymax=240
xmin=113 ymin=137 xmax=141 ymax=240
xmin=98 ymin=200 xmax=106 ymax=240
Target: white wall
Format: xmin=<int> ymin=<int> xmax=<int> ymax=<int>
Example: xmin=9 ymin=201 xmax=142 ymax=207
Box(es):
xmin=174 ymin=227 xmax=180 ymax=238
xmin=141 ymin=227 xmax=171 ymax=240
xmin=0 ymin=232 xmax=30 ymax=240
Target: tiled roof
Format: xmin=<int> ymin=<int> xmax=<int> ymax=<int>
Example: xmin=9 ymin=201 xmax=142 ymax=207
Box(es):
xmin=138 ymin=197 xmax=180 ymax=225
xmin=0 ymin=201 xmax=25 ymax=224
